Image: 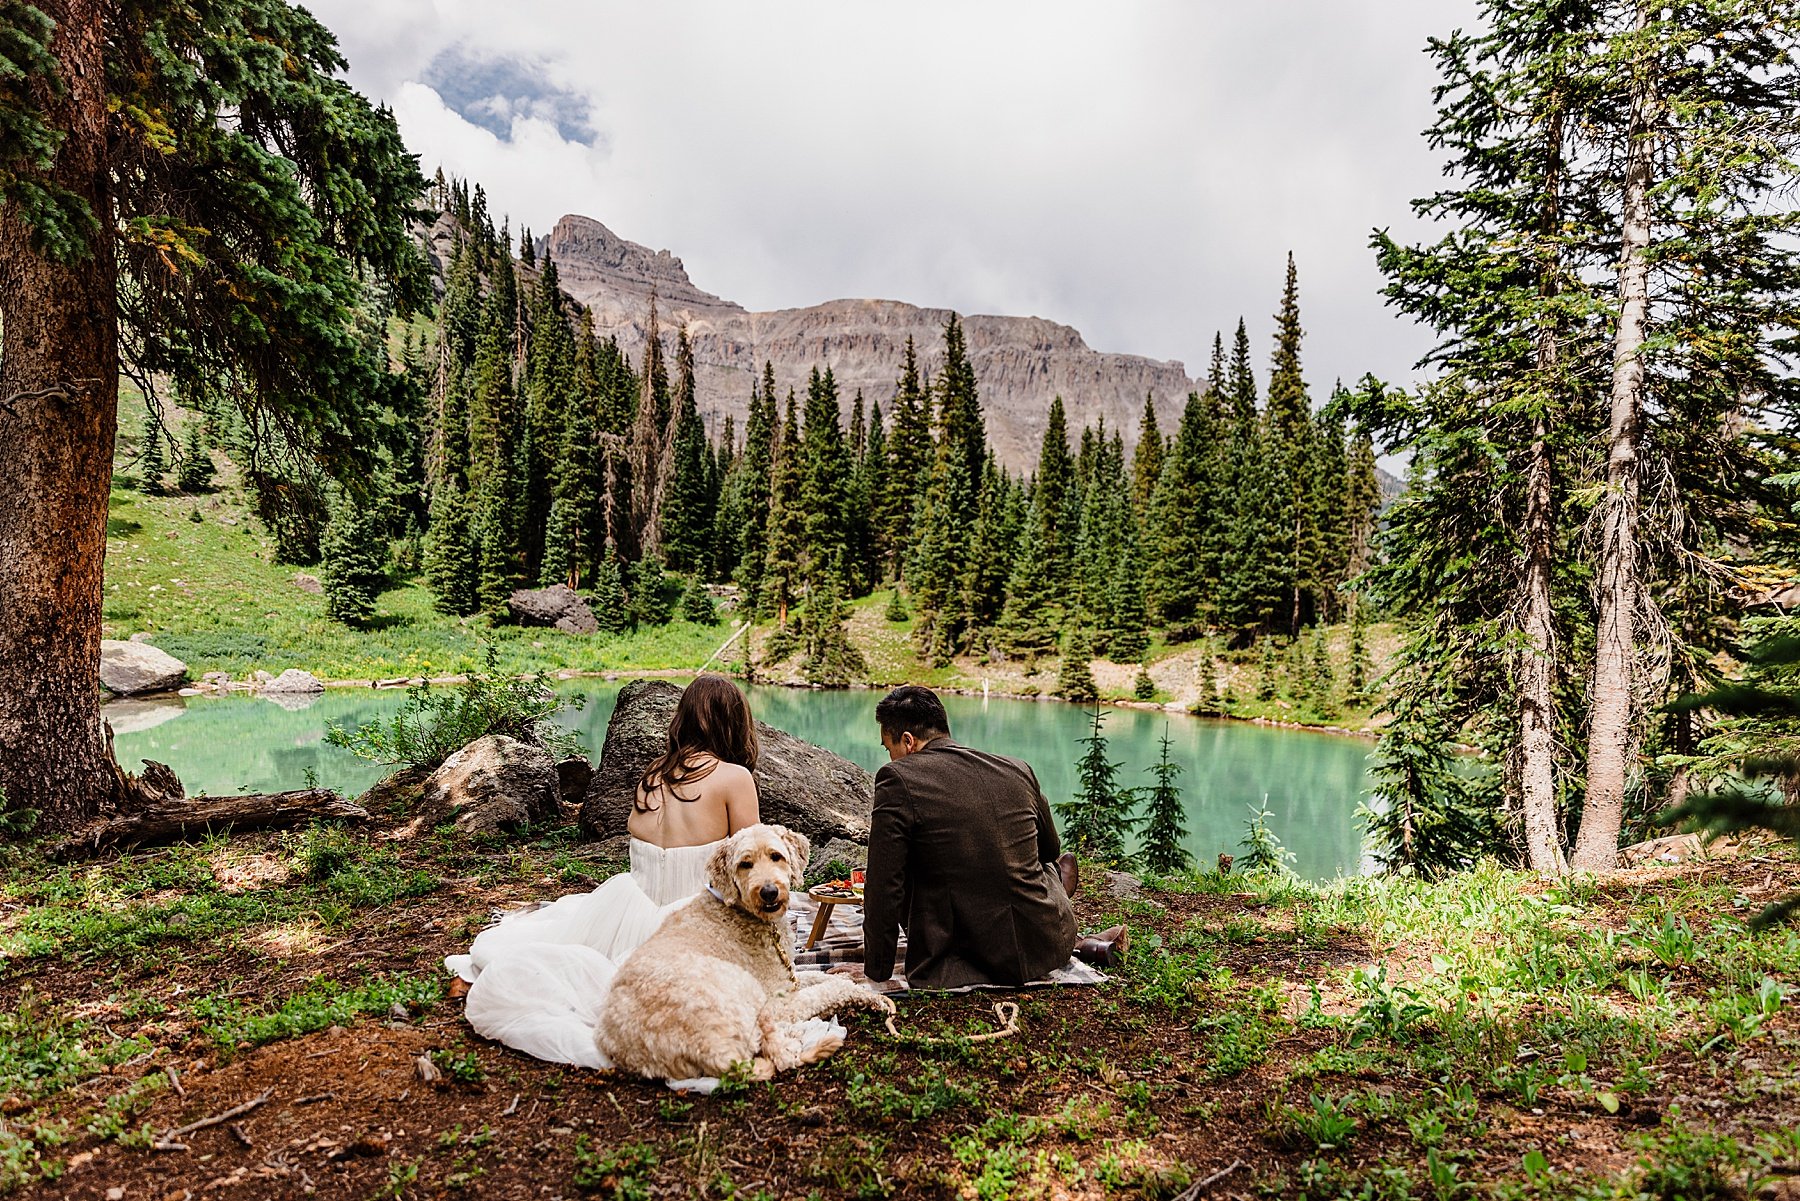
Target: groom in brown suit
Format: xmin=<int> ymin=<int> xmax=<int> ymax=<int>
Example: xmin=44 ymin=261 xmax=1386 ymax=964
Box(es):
xmin=863 ymin=685 xmax=1092 ymax=989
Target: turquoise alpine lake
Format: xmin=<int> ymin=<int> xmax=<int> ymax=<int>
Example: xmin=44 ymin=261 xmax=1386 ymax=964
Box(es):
xmin=102 ymin=682 xmax=1376 ymax=881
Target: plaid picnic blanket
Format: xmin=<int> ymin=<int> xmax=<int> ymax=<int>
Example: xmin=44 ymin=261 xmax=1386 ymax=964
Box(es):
xmin=786 ymin=892 xmax=1107 ymax=993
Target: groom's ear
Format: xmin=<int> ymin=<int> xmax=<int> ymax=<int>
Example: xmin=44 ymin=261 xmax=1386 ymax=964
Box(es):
xmin=775 ymin=826 xmax=810 ymax=889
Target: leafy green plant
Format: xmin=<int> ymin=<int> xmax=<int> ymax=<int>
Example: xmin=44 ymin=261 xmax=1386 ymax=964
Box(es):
xmin=429 ymin=1048 xmax=487 ymax=1085
xmin=325 ymin=644 xmax=583 ymax=770
xmin=571 ymin=1137 xmax=658 ymax=1199
xmin=193 ymin=973 xmax=440 ymax=1050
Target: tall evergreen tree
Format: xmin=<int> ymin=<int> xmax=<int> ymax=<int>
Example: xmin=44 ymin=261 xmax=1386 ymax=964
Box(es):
xmin=935 ymin=314 xmax=986 ymax=505
xmin=1139 ymin=728 xmax=1192 ymax=875
xmin=732 ymin=366 xmax=777 ymax=605
xmin=881 ymin=336 xmax=934 ymax=579
xmin=659 ymin=328 xmax=712 ymax=572
xmin=176 ymin=417 xmax=214 ymax=493
xmin=1574 ymin=1 xmax=1800 ymax=871
xmin=1265 ymin=253 xmax=1318 ymax=635
xmin=629 ymin=296 xmax=669 ymax=559
xmin=424 ymin=478 xmax=479 ymax=615
xmin=321 ymin=491 xmax=387 ymax=626
xmin=1059 ymin=706 xmax=1137 ymax=863
xmin=137 ymin=410 xmax=168 ymax=495
xmin=799 ymin=365 xmax=852 ymax=586
xmin=1131 ymin=392 xmax=1164 ymax=517
xmin=1144 ymin=390 xmax=1221 ymax=627
xmin=763 ymin=390 xmax=804 ymax=626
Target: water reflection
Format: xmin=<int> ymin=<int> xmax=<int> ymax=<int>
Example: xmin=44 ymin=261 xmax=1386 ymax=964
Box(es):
xmin=104 ymin=680 xmax=1375 ymax=881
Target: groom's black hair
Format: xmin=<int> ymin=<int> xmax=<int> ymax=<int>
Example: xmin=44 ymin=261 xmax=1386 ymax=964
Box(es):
xmin=876 ymin=685 xmax=950 ymax=741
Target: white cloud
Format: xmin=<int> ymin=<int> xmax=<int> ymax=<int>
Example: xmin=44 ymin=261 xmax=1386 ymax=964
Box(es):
xmin=310 ymin=0 xmax=1480 ymax=398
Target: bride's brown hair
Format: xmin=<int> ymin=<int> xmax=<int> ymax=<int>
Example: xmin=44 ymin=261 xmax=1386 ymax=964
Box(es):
xmin=636 ymin=674 xmax=759 ymax=807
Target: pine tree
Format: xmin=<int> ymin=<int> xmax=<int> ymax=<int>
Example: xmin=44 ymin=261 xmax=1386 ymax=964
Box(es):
xmin=799 ymin=365 xmax=852 ymax=585
xmin=763 ymin=389 xmax=804 ymax=626
xmin=1256 ymin=638 xmax=1278 ymax=701
xmin=591 ymin=546 xmax=630 ymax=634
xmin=935 ymin=314 xmax=986 ymax=503
xmin=1133 ymin=662 xmax=1156 ymax=701
xmin=881 ymin=337 xmax=933 ymax=579
xmin=137 ymin=410 xmax=167 ymax=495
xmin=659 ymin=328 xmax=712 ymax=572
xmin=629 ymin=296 xmax=669 ymax=558
xmin=1131 ymin=392 xmax=1164 ymax=517
xmin=176 ymin=418 xmax=213 ymax=493
xmin=731 ymin=365 xmax=778 ymax=605
xmin=856 ymin=402 xmax=888 ymax=589
xmin=1144 ymin=389 xmax=1222 ymax=627
xmin=1265 ymin=253 xmax=1318 ymax=635
xmin=907 ymin=454 xmax=971 ymax=665
xmin=1059 ymin=706 xmax=1137 ymax=863
xmin=1347 ymin=605 xmax=1372 ymax=705
xmin=1054 ymin=627 xmax=1099 ymax=702
xmin=1361 ymin=676 xmax=1499 ymax=879
xmin=1309 ymin=628 xmax=1338 ymax=719
xmin=799 ymin=573 xmax=867 ymax=687
xmin=321 ymin=491 xmax=387 ymax=626
xmin=423 ymin=479 xmax=479 ymax=616
xmin=1139 ymin=728 xmax=1192 ymax=875
xmin=680 ymin=576 xmax=719 ymax=625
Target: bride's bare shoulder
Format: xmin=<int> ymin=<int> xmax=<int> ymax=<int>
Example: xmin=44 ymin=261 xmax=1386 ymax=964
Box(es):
xmin=708 ymin=761 xmax=755 ymax=789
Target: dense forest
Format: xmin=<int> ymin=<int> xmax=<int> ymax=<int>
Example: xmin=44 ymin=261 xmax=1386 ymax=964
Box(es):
xmin=219 ymin=175 xmax=1385 ymax=689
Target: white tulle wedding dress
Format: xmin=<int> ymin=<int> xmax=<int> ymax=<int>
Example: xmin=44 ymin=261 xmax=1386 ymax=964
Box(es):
xmin=444 ymin=838 xmax=721 ymax=1070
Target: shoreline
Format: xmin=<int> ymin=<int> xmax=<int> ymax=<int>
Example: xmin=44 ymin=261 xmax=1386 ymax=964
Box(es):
xmin=115 ymin=665 xmax=1382 ymax=743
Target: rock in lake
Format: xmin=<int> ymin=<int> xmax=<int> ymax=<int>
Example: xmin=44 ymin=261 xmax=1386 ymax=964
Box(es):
xmin=423 ymin=735 xmax=561 ymax=834
xmin=99 ymin=639 xmax=189 ymax=695
xmin=580 ymin=679 xmax=872 ymax=847
xmin=508 ymin=584 xmax=599 ymax=635
xmin=262 ymin=668 xmax=324 ymax=693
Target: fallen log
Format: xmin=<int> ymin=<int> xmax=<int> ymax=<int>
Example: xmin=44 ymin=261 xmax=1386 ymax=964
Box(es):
xmin=54 ymin=786 xmax=366 ymax=858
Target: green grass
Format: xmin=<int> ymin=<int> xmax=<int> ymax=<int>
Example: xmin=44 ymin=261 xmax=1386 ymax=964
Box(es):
xmin=0 ymin=834 xmax=438 ymax=964
xmin=191 ymin=973 xmax=441 ymax=1050
xmin=103 ymin=484 xmax=728 ymax=681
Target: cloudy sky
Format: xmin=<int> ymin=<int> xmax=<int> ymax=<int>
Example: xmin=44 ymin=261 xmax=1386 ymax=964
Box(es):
xmin=309 ymin=1 xmax=1481 ymax=401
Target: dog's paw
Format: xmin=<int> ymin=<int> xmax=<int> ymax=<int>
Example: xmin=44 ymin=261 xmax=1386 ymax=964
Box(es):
xmin=801 ymin=1031 xmax=845 ymax=1064
xmin=865 ymin=991 xmax=898 ymax=1016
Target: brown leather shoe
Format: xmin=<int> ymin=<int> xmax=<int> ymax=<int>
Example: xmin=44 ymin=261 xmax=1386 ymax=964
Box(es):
xmin=1073 ymin=925 xmax=1129 ymax=968
xmin=1057 ymin=852 xmax=1080 ymax=898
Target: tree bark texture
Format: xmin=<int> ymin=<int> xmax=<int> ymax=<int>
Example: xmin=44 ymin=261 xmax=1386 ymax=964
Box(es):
xmin=1576 ymin=11 xmax=1656 ymax=872
xmin=54 ymin=781 xmax=366 ymax=858
xmin=0 ymin=0 xmax=120 ymax=833
xmin=1518 ymin=95 xmax=1569 ymax=876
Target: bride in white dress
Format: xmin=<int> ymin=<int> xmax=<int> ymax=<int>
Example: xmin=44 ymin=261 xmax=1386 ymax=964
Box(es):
xmin=445 ymin=675 xmax=762 ymax=1068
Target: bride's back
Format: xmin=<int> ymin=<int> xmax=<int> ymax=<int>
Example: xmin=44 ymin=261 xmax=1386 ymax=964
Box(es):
xmin=628 ymin=755 xmax=757 ymax=848
xmin=626 ymin=676 xmax=761 ymax=849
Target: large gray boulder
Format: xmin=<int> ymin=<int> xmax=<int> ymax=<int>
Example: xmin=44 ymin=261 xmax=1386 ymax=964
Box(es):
xmin=262 ymin=668 xmax=324 ymax=693
xmin=99 ymin=639 xmax=189 ymax=695
xmin=507 ymin=584 xmax=599 ymax=635
xmin=422 ymin=735 xmax=560 ymax=834
xmin=579 ymin=679 xmax=872 ymax=847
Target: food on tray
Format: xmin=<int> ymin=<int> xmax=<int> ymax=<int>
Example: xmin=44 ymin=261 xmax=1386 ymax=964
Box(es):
xmin=813 ymin=870 xmax=867 ymax=900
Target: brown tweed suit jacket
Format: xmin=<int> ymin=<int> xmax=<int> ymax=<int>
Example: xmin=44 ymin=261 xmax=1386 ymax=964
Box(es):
xmin=863 ymin=736 xmax=1078 ymax=989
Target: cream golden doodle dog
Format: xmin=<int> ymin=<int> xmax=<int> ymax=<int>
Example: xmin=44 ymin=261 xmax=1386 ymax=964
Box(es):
xmin=596 ymin=824 xmax=894 ymax=1082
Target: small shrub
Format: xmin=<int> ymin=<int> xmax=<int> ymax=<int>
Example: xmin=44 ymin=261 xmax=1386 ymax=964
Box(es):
xmin=572 ymin=1136 xmax=657 ymax=1198
xmin=324 ymin=645 xmax=583 ymax=770
xmin=1239 ymin=801 xmax=1295 ymax=875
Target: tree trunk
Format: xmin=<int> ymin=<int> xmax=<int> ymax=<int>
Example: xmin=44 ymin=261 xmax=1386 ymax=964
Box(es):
xmin=1575 ymin=9 xmax=1657 ymax=872
xmin=0 ymin=0 xmax=120 ymax=835
xmin=1518 ymin=94 xmax=1568 ymax=876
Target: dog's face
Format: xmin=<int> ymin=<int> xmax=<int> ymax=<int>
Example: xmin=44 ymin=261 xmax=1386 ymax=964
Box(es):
xmin=707 ymin=824 xmax=810 ymax=922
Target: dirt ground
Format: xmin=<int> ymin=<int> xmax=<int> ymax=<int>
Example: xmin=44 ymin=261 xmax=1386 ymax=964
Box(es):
xmin=2 ymin=833 xmax=1797 ymax=1201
